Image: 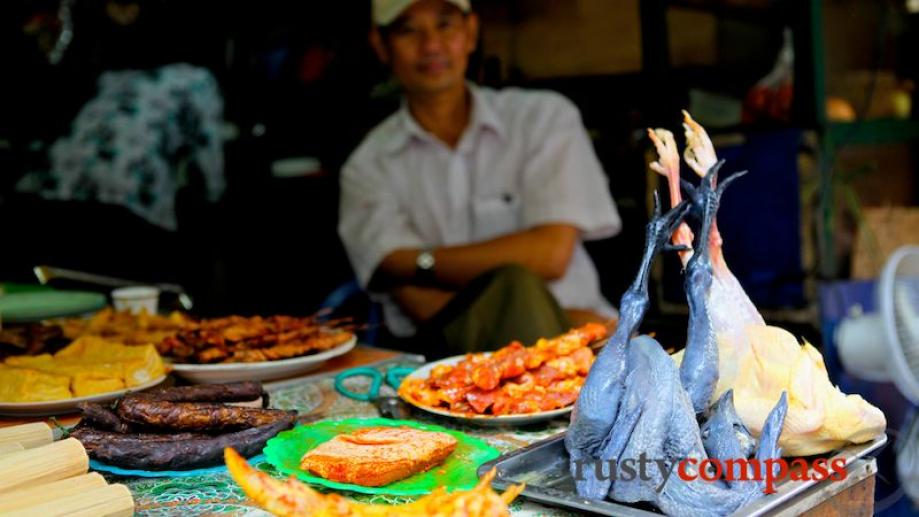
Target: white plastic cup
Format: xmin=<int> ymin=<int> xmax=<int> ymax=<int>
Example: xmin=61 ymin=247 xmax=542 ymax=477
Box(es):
xmin=111 ymin=286 xmax=160 ymax=315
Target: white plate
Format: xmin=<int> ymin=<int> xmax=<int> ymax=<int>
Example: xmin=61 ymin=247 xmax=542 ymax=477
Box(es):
xmin=170 ymin=335 xmax=357 ymax=384
xmin=400 ymin=355 xmax=574 ymax=427
xmin=0 ymin=375 xmax=167 ymax=416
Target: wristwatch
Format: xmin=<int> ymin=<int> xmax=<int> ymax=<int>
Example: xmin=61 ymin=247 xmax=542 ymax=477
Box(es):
xmin=415 ymin=249 xmax=436 ymax=283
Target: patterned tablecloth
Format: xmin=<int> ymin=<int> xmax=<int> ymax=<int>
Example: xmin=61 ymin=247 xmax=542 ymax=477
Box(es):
xmin=114 ymin=356 xmax=579 ymax=517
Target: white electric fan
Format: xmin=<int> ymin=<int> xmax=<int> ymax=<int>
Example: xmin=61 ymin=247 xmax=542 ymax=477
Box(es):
xmin=835 ymin=245 xmax=919 ymax=504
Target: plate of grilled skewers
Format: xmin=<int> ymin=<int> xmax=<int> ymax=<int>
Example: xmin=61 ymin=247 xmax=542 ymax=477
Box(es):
xmin=159 ymin=315 xmax=358 ymax=383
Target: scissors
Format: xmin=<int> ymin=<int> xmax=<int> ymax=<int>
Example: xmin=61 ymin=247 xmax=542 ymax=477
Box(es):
xmin=334 ymin=366 xmax=417 ymax=419
xmin=334 ymin=366 xmax=417 ymax=401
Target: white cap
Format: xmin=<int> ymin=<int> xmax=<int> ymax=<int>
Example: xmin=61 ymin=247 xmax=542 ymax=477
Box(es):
xmin=372 ymin=0 xmax=471 ymax=26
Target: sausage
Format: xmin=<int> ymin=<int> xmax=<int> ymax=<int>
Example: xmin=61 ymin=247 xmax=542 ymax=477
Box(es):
xmin=117 ymin=398 xmax=295 ymax=432
xmin=70 ymin=426 xmax=207 ymax=453
xmin=135 ymin=381 xmax=267 ymax=405
xmin=71 ymin=415 xmax=296 ymax=470
xmin=77 ymin=402 xmax=132 ymax=433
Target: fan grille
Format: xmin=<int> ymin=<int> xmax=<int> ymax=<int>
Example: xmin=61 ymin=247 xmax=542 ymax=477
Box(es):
xmin=894 ymin=278 xmax=919 ymax=375
xmin=882 ymin=246 xmax=919 ymax=404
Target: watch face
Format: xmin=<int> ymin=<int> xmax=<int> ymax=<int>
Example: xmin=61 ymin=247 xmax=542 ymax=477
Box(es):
xmin=417 ymin=252 xmax=435 ymax=270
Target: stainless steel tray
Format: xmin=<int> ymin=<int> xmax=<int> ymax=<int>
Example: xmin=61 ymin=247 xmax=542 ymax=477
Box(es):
xmin=477 ymin=432 xmax=887 ymax=516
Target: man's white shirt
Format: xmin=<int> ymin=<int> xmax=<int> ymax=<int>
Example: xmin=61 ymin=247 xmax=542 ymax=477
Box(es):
xmin=339 ymin=84 xmax=622 ymax=336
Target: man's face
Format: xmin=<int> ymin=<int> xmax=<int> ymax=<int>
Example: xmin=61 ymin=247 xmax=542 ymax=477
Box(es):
xmin=375 ymin=0 xmax=478 ymax=96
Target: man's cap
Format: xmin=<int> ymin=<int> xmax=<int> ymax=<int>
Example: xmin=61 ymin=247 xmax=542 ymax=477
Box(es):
xmin=372 ymin=0 xmax=471 ymax=27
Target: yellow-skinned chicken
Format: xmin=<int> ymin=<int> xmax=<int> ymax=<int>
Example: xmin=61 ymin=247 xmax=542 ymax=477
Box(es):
xmin=731 ymin=325 xmax=885 ymax=456
xmin=652 ymin=112 xmax=885 ymax=456
xmin=224 ymin=448 xmax=524 ymax=517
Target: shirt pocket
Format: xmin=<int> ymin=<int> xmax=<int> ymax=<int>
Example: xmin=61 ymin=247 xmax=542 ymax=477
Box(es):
xmin=472 ymin=193 xmax=521 ymax=239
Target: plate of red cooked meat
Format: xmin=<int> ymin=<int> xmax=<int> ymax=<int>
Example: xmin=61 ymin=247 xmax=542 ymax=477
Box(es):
xmin=397 ymin=323 xmax=607 ymax=426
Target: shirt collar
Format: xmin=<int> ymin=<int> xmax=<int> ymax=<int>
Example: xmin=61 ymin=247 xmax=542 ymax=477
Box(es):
xmin=385 ymin=82 xmax=506 ymax=154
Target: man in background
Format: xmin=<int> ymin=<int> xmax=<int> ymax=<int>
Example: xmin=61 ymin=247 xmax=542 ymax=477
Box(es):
xmin=339 ymin=0 xmax=621 ymax=358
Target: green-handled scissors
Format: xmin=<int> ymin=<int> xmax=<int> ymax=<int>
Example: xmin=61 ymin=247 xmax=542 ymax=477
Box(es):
xmin=334 ymin=366 xmax=417 ymax=402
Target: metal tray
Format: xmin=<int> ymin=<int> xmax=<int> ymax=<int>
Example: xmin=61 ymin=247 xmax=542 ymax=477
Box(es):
xmin=477 ymin=432 xmax=887 ymax=516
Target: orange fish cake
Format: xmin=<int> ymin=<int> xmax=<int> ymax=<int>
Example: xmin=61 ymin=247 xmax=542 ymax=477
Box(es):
xmin=300 ymin=426 xmax=457 ymax=486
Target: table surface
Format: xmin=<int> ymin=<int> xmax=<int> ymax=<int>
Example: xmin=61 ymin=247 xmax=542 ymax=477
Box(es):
xmin=0 ymin=347 xmax=577 ymax=517
xmin=0 ymin=347 xmax=883 ymax=517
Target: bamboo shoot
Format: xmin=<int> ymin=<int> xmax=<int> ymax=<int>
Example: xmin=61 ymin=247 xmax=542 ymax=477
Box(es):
xmin=0 ymin=422 xmax=53 ymax=449
xmin=0 ymin=442 xmax=24 ymax=455
xmin=3 ymin=483 xmax=134 ymax=517
xmin=0 ymin=472 xmax=107 ymax=512
xmin=0 ymin=437 xmax=88 ymax=493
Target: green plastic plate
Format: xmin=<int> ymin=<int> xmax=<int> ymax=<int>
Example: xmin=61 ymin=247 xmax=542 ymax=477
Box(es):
xmin=263 ymin=418 xmax=500 ymax=496
xmin=0 ymin=291 xmax=106 ymax=322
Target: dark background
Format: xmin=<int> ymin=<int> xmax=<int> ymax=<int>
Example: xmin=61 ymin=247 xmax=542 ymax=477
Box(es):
xmin=0 ymin=0 xmax=915 ymax=336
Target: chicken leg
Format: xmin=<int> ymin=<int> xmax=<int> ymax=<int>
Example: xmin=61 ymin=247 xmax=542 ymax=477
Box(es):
xmin=648 ymin=128 xmax=695 ymax=264
xmin=681 ymin=110 xmax=765 ymax=334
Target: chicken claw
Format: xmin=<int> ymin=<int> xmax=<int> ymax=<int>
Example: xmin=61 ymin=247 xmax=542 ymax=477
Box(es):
xmin=682 ymin=110 xmax=718 ymax=178
xmin=649 ymin=128 xmax=695 ymax=263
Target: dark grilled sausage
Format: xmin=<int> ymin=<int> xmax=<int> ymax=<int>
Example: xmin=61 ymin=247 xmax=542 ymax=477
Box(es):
xmin=117 ymin=398 xmax=295 ymax=432
xmin=77 ymin=402 xmax=132 ymax=433
xmin=134 ymin=381 xmax=266 ymax=404
xmin=71 ymin=426 xmax=207 ymax=453
xmin=71 ymin=415 xmax=296 ymax=470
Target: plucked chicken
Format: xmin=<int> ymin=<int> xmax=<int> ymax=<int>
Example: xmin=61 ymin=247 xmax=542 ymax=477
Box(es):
xmin=566 ymin=171 xmax=790 ymax=515
xmin=650 ymin=112 xmax=885 ymax=456
xmin=731 ymin=325 xmax=886 ymax=456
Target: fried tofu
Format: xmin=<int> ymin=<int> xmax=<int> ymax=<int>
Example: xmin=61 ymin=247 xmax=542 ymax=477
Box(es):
xmin=55 ymin=337 xmax=166 ymax=386
xmin=114 ymin=345 xmax=165 ymax=386
xmin=1 ymin=336 xmax=166 ymax=401
xmin=0 ymin=365 xmax=71 ymax=402
xmin=71 ymin=373 xmax=125 ymax=397
xmin=6 ymin=354 xmax=122 ymax=378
